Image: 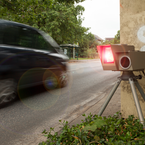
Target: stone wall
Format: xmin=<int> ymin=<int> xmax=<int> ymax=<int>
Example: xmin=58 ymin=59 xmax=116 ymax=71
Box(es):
xmin=120 ymin=0 xmax=145 ymax=118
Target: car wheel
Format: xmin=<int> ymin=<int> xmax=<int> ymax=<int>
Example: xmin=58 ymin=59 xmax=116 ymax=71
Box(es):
xmin=0 ymin=79 xmax=17 ymax=105
xmin=59 ymin=71 xmax=68 ymax=88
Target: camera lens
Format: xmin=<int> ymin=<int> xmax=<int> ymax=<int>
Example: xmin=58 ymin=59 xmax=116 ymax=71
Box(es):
xmin=120 ymin=56 xmax=131 ymax=69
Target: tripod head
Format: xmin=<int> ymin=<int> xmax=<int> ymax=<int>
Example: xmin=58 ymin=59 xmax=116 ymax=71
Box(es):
xmin=119 ymin=71 xmax=142 ymax=81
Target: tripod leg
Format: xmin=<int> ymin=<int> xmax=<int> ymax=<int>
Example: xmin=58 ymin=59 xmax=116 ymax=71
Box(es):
xmin=129 ymin=78 xmax=145 ymax=129
xmin=134 ymin=80 xmax=145 ymax=101
xmin=98 ymin=79 xmax=121 ymax=116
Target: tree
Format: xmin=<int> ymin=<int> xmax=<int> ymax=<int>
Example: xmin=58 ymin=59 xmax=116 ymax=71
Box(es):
xmin=100 ymin=30 xmax=120 ymax=45
xmin=114 ymin=30 xmax=120 ymax=44
xmin=79 ymin=32 xmax=98 ymax=48
xmin=0 ymin=0 xmax=98 ymax=58
xmin=57 ymin=0 xmax=85 ymax=4
xmin=78 ymin=32 xmax=98 ymax=58
xmin=0 ymin=0 xmax=87 ymax=44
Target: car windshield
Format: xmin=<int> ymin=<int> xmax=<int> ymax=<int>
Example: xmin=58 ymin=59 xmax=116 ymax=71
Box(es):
xmin=39 ymin=30 xmax=59 ymax=48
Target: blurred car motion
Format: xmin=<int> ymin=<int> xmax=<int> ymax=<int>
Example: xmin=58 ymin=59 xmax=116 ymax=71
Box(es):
xmin=0 ymin=19 xmax=69 ymax=105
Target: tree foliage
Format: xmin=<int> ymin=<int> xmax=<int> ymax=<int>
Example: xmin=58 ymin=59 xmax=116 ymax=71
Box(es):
xmin=56 ymin=0 xmax=85 ymax=4
xmin=0 ymin=0 xmax=87 ymax=44
xmin=101 ymin=30 xmax=120 ymax=45
xmin=78 ymin=32 xmax=98 ymax=58
xmin=113 ymin=30 xmax=120 ymax=44
xmin=0 ymin=0 xmax=98 ymax=58
xmin=79 ymin=32 xmax=96 ymax=48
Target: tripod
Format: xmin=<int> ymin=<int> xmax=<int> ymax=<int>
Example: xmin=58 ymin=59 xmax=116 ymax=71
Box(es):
xmin=98 ymin=71 xmax=145 ymax=129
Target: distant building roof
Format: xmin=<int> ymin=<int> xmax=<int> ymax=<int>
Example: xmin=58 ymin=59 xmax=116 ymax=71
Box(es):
xmin=93 ymin=34 xmax=103 ymax=41
xmin=105 ymin=38 xmax=114 ymax=41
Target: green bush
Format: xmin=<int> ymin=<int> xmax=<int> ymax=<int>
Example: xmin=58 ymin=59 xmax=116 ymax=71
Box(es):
xmin=86 ymin=48 xmax=97 ymax=58
xmin=79 ymin=47 xmax=97 ymax=58
xmin=39 ymin=112 xmax=145 ymax=145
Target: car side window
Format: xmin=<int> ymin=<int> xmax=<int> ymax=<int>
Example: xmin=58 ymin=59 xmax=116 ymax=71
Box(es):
xmin=0 ymin=23 xmax=56 ymax=52
xmin=19 ymin=27 xmax=36 ymax=48
xmin=18 ymin=28 xmax=53 ymax=51
xmin=0 ymin=24 xmax=19 ymax=46
xmin=0 ymin=25 xmax=3 ymax=44
xmin=35 ymin=33 xmax=53 ymax=51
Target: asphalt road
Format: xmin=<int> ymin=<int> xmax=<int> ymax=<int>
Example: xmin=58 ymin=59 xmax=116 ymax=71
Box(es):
xmin=0 ymin=60 xmax=120 ymax=145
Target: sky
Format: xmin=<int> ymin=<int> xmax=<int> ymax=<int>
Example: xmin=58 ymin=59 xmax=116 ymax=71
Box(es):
xmin=78 ymin=0 xmax=120 ymax=40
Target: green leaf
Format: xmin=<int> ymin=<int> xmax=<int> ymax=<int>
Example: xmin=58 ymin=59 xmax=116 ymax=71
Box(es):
xmin=94 ymin=135 xmax=100 ymax=142
xmin=83 ymin=119 xmax=106 ymax=131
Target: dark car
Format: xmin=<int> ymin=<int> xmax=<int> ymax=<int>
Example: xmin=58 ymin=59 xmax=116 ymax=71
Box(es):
xmin=0 ymin=19 xmax=69 ymax=105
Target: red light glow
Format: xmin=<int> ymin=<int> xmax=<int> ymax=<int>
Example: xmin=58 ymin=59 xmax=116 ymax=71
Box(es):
xmin=104 ymin=47 xmax=114 ymax=63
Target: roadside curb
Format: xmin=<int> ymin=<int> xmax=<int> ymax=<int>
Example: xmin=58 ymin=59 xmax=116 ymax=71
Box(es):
xmin=53 ymin=92 xmax=108 ymax=133
xmin=68 ymin=59 xmax=100 ymax=63
xmin=59 ymin=85 xmax=120 ymax=129
xmin=35 ymin=85 xmax=121 ymax=144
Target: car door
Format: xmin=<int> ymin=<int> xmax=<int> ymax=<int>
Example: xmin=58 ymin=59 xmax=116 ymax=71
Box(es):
xmin=18 ymin=27 xmax=55 ymax=86
xmin=15 ymin=26 xmax=42 ymax=86
xmin=31 ymin=32 xmax=56 ymax=84
xmin=0 ymin=23 xmax=32 ymax=83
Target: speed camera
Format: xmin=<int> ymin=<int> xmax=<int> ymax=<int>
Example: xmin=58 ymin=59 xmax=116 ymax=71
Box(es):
xmin=97 ymin=44 xmax=145 ymax=71
xmin=97 ymin=44 xmax=145 ymax=129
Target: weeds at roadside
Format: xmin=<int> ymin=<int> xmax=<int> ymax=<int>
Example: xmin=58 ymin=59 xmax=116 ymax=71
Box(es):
xmin=39 ymin=112 xmax=145 ymax=145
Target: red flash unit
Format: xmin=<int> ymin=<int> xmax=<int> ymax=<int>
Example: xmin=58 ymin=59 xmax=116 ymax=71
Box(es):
xmin=97 ymin=45 xmax=114 ymax=64
xmin=104 ymin=47 xmax=114 ymax=63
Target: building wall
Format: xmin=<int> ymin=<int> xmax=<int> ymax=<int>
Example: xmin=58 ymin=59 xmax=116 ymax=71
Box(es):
xmin=120 ymin=0 xmax=145 ymax=118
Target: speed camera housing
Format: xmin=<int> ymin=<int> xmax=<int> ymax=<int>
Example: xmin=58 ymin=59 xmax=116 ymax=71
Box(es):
xmin=97 ymin=44 xmax=145 ymax=71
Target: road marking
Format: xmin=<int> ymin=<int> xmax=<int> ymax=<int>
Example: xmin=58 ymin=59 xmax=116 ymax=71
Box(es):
xmin=69 ymin=60 xmax=101 ymax=64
